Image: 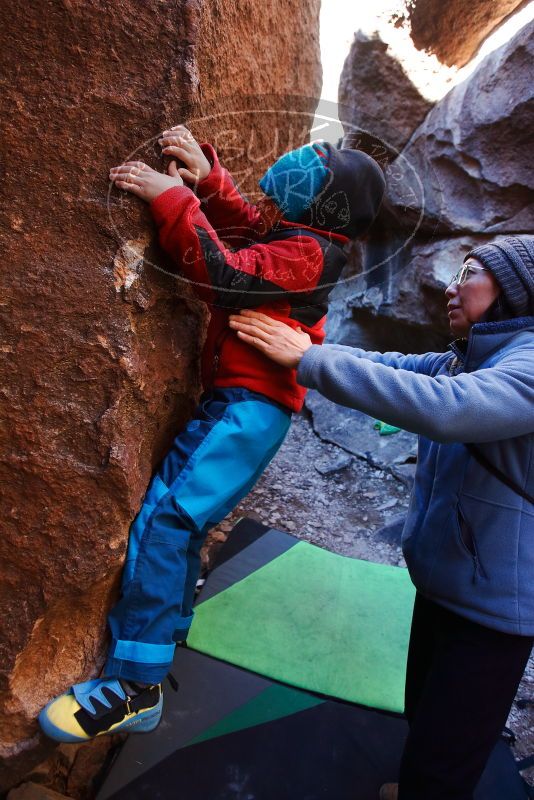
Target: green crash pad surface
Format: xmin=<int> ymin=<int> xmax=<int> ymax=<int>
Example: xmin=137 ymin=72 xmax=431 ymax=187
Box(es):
xmin=188 ymin=540 xmax=415 ymax=713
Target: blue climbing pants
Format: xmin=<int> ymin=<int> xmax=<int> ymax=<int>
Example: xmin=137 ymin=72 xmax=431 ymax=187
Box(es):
xmin=104 ymin=387 xmax=292 ymax=684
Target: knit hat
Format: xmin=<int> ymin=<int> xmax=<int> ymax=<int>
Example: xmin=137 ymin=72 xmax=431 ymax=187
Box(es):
xmin=258 ymin=142 xmax=330 ymax=222
xmin=464 ymin=236 xmax=534 ymax=317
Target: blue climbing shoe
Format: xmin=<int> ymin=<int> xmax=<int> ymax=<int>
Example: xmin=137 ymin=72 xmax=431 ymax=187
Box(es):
xmin=38 ymin=676 xmax=164 ymax=743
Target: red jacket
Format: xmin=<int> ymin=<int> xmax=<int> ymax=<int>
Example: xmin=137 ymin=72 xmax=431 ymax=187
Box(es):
xmin=150 ymin=143 xmax=350 ymax=412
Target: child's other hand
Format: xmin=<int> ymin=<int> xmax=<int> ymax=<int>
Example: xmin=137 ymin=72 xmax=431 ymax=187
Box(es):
xmin=109 ymin=160 xmax=184 ymax=202
xmin=158 ymin=125 xmax=211 ymax=184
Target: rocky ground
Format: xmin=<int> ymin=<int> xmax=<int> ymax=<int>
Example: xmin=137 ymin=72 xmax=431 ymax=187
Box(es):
xmin=203 ymin=405 xmax=534 ymax=784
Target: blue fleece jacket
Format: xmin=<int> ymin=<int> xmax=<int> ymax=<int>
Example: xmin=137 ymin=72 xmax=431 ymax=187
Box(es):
xmin=296 ymin=317 xmax=534 ymax=635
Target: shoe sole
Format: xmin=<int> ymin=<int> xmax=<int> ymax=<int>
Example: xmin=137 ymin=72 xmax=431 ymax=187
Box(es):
xmin=38 ymin=693 xmax=163 ymax=743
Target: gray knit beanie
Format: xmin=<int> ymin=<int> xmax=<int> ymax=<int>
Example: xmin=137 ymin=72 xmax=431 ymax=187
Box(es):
xmin=464 ymin=236 xmax=534 ymax=318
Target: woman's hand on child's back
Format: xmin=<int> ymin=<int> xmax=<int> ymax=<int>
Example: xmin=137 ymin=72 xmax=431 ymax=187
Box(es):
xmin=158 ymin=125 xmax=211 ymax=185
xmin=109 ymin=160 xmax=184 ymax=203
xmin=229 ymin=310 xmax=313 ymax=369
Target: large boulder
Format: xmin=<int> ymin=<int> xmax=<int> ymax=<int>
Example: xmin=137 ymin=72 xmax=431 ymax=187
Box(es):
xmin=330 ymin=20 xmax=533 ymax=353
xmin=0 ymin=0 xmax=321 ymax=790
xmin=405 ymin=0 xmax=529 ymax=67
xmin=338 ymin=31 xmax=433 ymax=161
xmin=388 ymin=19 xmax=534 ymax=235
xmin=325 ymin=240 xmax=453 ymax=354
xmin=326 ymin=234 xmax=514 ymax=347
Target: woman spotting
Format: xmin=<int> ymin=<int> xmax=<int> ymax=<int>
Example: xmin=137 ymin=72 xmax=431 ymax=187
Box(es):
xmin=229 ymin=236 xmax=534 ymax=800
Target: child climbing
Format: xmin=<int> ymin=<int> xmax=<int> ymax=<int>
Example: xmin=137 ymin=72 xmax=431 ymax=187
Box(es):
xmin=38 ymin=125 xmax=385 ymax=742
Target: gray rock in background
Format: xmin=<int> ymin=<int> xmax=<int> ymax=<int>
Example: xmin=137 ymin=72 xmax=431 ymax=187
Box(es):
xmin=338 ymin=31 xmax=433 ymax=161
xmin=354 ymin=234 xmax=517 ymax=335
xmin=325 ymin=235 xmax=453 ymax=353
xmin=335 ymin=20 xmax=534 ymax=353
xmin=388 ymin=20 xmax=534 ymax=235
xmin=374 ymin=513 xmax=407 ymax=545
xmin=305 ymin=390 xmax=418 ymax=472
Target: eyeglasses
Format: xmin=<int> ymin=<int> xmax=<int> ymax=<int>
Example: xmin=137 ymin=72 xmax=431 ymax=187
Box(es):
xmin=448 ymin=263 xmax=489 ymax=286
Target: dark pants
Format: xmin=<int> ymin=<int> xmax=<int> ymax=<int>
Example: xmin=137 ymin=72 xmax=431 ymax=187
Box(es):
xmin=398 ymin=592 xmax=533 ymax=800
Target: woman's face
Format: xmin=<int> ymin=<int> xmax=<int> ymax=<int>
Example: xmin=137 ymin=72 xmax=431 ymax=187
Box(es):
xmin=445 ymin=257 xmax=501 ymax=337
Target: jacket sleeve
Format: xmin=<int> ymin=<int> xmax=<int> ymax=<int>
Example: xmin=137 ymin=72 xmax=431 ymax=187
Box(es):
xmin=322 ymin=344 xmax=446 ymax=374
xmin=296 ymin=343 xmax=534 ymax=443
xmin=192 ymin=143 xmax=270 ymax=246
xmin=150 ymin=185 xmax=324 ymax=308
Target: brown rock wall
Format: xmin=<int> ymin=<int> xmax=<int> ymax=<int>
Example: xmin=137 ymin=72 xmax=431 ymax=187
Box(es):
xmin=1 ymin=1 xmax=204 ymax=776
xmin=190 ymin=0 xmax=322 ymax=196
xmin=7 ymin=783 xmax=72 ymax=800
xmin=1 ymin=0 xmax=320 ymax=790
xmin=406 ymin=0 xmax=529 ymax=66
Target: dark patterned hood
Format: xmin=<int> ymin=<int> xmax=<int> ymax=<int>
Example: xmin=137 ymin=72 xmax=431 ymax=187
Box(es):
xmin=297 ymin=142 xmax=386 ymax=240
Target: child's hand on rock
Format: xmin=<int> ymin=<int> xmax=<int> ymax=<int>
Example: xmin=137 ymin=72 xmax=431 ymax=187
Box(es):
xmin=109 ymin=159 xmax=183 ymax=202
xmin=158 ymin=125 xmax=211 ymax=184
